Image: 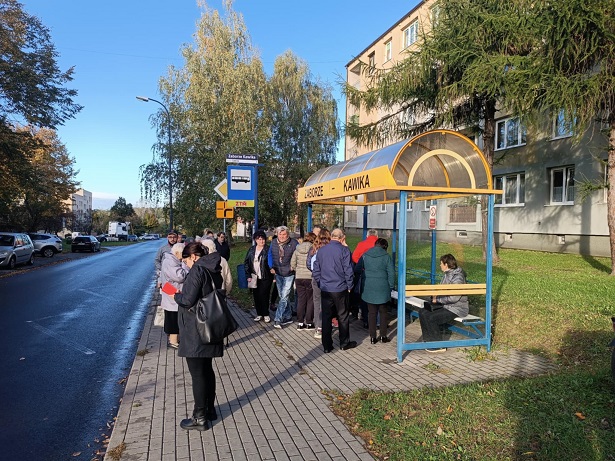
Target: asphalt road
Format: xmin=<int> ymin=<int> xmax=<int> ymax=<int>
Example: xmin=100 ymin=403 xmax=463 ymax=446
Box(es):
xmin=0 ymin=240 xmax=160 ymax=460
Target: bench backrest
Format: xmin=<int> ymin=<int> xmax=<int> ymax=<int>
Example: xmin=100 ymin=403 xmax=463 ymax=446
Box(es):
xmin=405 ymin=283 xmax=487 ymax=297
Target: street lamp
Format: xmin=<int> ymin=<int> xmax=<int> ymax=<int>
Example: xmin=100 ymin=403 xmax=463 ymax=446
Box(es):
xmin=136 ymin=96 xmax=174 ymax=230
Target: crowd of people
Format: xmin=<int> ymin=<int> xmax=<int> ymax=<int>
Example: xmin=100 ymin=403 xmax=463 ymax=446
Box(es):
xmin=152 ymin=226 xmax=467 ymax=431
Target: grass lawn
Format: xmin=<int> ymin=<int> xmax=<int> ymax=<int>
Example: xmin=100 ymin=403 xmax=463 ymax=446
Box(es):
xmin=227 ymin=237 xmax=615 ymax=460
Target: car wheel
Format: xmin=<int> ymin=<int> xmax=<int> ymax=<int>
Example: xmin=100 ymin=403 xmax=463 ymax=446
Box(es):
xmin=27 ymin=254 xmax=34 ymax=265
xmin=8 ymin=256 xmax=16 ymax=269
xmin=42 ymin=247 xmax=55 ymax=258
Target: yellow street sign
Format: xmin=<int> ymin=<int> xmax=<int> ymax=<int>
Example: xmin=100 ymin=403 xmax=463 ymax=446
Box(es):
xmin=216 ymin=201 xmax=234 ymax=219
xmin=214 ymin=179 xmax=228 ymax=201
xmin=227 ymin=200 xmax=254 ymax=207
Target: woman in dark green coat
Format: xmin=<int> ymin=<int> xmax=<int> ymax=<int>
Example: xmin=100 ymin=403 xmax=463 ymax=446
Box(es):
xmin=356 ymin=238 xmax=395 ymax=344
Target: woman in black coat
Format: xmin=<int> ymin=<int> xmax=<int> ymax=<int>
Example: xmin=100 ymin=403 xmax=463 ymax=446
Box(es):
xmin=171 ymin=242 xmax=224 ymax=431
xmin=243 ymin=230 xmax=273 ymax=323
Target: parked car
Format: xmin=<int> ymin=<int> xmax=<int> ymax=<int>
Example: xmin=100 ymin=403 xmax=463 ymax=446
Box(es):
xmin=0 ymin=232 xmax=35 ymax=269
xmin=71 ymin=235 xmax=101 ymax=253
xmin=28 ymin=233 xmax=63 ymax=258
xmin=96 ymin=234 xmax=108 ymax=242
xmin=140 ymin=234 xmax=156 ymax=240
xmin=127 ymin=234 xmax=137 ymax=242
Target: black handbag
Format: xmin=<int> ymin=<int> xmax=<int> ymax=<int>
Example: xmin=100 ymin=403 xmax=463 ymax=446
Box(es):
xmin=424 ymin=301 xmax=444 ymax=312
xmin=192 ymin=269 xmax=238 ymax=344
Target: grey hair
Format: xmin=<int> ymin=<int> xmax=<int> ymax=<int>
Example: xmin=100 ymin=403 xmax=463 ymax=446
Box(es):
xmin=367 ymin=229 xmax=378 ymax=236
xmin=276 ymin=225 xmax=289 ymax=234
xmin=171 ymin=242 xmax=185 ymax=258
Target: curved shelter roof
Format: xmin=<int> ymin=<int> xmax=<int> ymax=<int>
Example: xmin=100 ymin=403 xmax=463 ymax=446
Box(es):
xmin=298 ymin=130 xmax=500 ymax=206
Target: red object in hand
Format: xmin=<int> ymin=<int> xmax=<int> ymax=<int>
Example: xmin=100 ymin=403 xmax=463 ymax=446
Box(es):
xmin=162 ymin=282 xmax=178 ymax=295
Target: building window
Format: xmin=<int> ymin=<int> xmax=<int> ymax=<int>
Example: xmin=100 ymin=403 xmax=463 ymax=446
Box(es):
xmin=379 ymin=203 xmax=387 ymax=213
xmin=368 ymin=52 xmax=375 ymax=75
xmin=603 ymin=161 xmax=608 ymax=203
xmin=494 ymin=173 xmax=525 ymax=206
xmin=404 ymin=21 xmax=419 ymax=48
xmin=496 ymin=117 xmax=526 ymax=150
xmin=407 ymin=200 xmax=413 ymax=211
xmin=550 ymin=166 xmax=575 ymax=204
xmin=384 ymin=40 xmax=392 ymax=62
xmin=552 ymin=109 xmax=574 ymax=139
xmin=423 ymin=199 xmax=435 ymax=211
xmin=431 ymin=5 xmax=441 ymax=28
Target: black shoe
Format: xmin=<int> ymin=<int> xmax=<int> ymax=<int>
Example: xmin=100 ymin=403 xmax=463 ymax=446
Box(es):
xmin=370 ymin=337 xmax=379 ymax=344
xmin=380 ymin=336 xmax=390 ymax=343
xmin=206 ymin=409 xmax=218 ymax=421
xmin=341 ymin=341 xmax=357 ymax=351
xmin=323 ymin=347 xmax=333 ymax=353
xmin=180 ymin=412 xmax=209 ymax=431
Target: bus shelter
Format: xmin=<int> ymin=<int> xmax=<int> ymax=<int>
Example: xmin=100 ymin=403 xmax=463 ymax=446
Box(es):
xmin=297 ymin=130 xmax=501 ymax=362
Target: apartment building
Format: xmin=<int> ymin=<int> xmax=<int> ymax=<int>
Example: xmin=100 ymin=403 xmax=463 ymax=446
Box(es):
xmin=344 ymin=1 xmax=610 ymax=256
xmin=63 ymin=188 xmax=93 ymax=234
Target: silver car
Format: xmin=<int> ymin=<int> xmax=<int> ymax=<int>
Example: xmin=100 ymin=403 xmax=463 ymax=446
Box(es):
xmin=0 ymin=232 xmax=35 ymax=269
xmin=28 ymin=233 xmax=63 ymax=258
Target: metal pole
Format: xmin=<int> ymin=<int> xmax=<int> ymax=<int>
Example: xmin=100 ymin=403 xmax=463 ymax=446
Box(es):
xmin=136 ymin=96 xmax=173 ymax=230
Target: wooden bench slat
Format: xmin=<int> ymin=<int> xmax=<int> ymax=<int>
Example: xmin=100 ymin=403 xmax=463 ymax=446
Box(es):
xmin=405 ymin=283 xmax=486 ymax=296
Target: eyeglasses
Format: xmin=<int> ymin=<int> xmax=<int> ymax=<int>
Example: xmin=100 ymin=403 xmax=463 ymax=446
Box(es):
xmin=168 ymin=235 xmax=178 ymax=239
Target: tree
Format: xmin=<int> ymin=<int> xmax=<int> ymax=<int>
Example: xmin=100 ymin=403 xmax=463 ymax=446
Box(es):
xmin=511 ymin=0 xmax=615 ymax=273
xmin=260 ymin=52 xmax=339 ymax=227
xmin=1 ymin=127 xmax=78 ymax=232
xmin=110 ymin=197 xmax=135 ymax=222
xmin=142 ymin=1 xmax=337 ymax=235
xmin=345 ymin=0 xmax=538 ymax=262
xmin=0 ymin=0 xmax=81 ymax=231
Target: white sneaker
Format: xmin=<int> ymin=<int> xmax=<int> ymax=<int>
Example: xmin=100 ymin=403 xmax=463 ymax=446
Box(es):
xmin=264 ymin=316 xmax=271 ymax=323
xmin=314 ymin=328 xmax=322 ymax=339
xmin=253 ymin=316 xmax=262 ymax=322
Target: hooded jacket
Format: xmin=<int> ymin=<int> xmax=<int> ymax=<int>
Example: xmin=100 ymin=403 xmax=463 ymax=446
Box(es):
xmin=290 ymin=241 xmax=313 ymax=280
xmin=436 ymin=266 xmax=469 ymax=317
xmin=174 ymin=256 xmax=224 ymax=358
xmin=159 ymin=252 xmax=188 ymax=312
xmin=356 ymin=246 xmax=394 ymax=304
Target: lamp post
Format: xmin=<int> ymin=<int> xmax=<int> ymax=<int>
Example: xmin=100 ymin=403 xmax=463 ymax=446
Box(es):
xmin=136 ymin=96 xmax=173 ymax=230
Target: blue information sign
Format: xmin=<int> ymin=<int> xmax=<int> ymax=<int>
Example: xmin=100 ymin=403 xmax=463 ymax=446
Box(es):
xmin=227 ymin=165 xmax=256 ymax=201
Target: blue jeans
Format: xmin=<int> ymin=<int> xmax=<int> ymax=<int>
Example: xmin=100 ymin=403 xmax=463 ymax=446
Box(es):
xmin=274 ymin=274 xmax=295 ymax=322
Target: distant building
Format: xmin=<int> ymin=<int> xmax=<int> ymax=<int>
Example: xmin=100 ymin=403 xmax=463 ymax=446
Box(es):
xmin=62 ymin=189 xmax=93 ymax=235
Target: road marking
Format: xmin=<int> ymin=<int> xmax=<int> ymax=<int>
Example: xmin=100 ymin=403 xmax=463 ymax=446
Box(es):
xmin=26 ymin=321 xmax=96 ymax=355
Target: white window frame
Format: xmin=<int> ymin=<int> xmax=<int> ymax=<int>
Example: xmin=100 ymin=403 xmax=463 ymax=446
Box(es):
xmin=384 ymin=40 xmax=392 ymax=62
xmin=552 ymin=109 xmax=575 ymax=139
xmin=496 ymin=117 xmax=526 ymax=150
xmin=378 ymin=203 xmax=387 ymax=213
xmin=403 ymin=21 xmax=419 ymax=48
xmin=407 ymin=200 xmax=413 ymax=211
xmin=423 ymin=199 xmax=435 ymax=211
xmin=494 ymin=172 xmax=525 ymax=206
xmin=549 ymin=166 xmax=575 ymax=205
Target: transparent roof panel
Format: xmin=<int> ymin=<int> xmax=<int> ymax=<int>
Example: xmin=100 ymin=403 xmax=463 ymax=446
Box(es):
xmin=301 ymin=130 xmax=494 ymax=204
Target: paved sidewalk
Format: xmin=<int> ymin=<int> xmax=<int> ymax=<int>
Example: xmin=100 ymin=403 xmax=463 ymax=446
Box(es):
xmin=104 ymin=292 xmax=556 ymax=461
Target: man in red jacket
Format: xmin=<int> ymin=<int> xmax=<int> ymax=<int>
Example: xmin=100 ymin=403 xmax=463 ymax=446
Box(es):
xmin=351 ymin=229 xmax=378 ymax=325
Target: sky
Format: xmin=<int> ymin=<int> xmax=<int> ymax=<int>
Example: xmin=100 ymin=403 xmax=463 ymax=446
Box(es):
xmin=20 ymin=0 xmax=417 ymax=210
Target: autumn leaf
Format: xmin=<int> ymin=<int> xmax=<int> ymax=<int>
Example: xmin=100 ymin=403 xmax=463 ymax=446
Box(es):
xmin=447 ymin=405 xmax=453 ymax=413
xmin=574 ymin=412 xmax=586 ymax=420
xmin=384 ymin=414 xmax=391 ymax=420
xmin=436 ymin=426 xmax=444 ymax=435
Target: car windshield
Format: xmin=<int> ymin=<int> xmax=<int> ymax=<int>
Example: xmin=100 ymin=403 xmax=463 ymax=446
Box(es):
xmin=74 ymin=237 xmax=88 ymax=242
xmin=0 ymin=235 xmax=15 ymax=246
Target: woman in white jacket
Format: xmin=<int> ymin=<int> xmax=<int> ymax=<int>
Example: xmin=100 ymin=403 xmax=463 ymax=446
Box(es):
xmin=160 ymin=242 xmax=188 ymax=348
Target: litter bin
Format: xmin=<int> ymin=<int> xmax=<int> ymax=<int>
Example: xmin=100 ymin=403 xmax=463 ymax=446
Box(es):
xmin=237 ymin=264 xmax=248 ymax=289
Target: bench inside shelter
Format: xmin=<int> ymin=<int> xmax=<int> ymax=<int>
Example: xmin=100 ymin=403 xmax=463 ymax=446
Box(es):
xmin=391 ymin=282 xmax=487 ymax=341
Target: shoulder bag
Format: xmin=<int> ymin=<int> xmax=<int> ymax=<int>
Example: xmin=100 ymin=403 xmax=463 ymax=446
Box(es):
xmin=192 ymin=268 xmax=239 ymax=344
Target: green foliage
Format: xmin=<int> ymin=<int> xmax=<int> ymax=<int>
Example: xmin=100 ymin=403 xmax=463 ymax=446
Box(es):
xmin=0 ymin=0 xmax=82 ymax=128
xmin=109 ymin=197 xmax=135 ymax=222
xmin=0 ymin=126 xmax=78 ymax=232
xmin=139 ymin=1 xmax=338 ymax=232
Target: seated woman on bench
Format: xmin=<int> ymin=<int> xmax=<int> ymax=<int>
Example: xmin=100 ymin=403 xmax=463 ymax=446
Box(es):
xmin=419 ymin=254 xmax=469 ymax=353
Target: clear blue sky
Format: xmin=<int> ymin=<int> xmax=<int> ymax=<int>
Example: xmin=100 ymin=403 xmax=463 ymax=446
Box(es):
xmin=21 ymin=0 xmax=416 ymax=209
